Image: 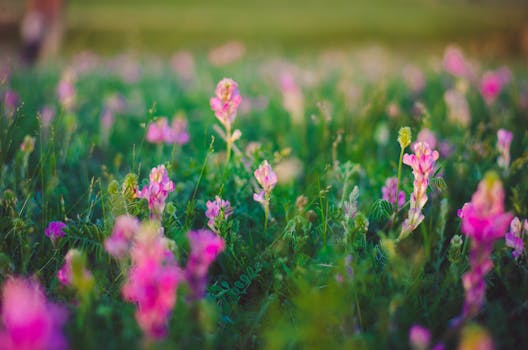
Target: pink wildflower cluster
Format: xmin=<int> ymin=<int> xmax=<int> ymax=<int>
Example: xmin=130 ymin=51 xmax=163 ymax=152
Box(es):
xmin=122 ymin=222 xmax=182 ymax=340
xmin=409 ymin=324 xmax=431 ymax=350
xmin=496 ymin=129 xmax=513 ymax=170
xmin=57 ymin=249 xmax=93 ymax=287
xmin=443 ymin=45 xmax=470 ymax=78
xmin=0 ymin=278 xmax=68 ymax=350
xmin=104 ymin=215 xmax=140 ymax=259
xmin=136 ymin=165 xmax=175 ymax=220
xmin=210 ymin=78 xmax=242 ymax=129
xmin=44 ymin=221 xmax=66 ymax=245
xmin=205 ymin=196 xmax=233 ymax=232
xmin=56 ymin=70 xmax=76 ymax=111
xmin=381 ymin=177 xmax=405 ymax=207
xmin=505 ymin=217 xmax=527 ymax=260
xmin=479 ymin=67 xmax=511 ymax=105
xmin=253 ymin=160 xmax=278 ymax=204
xmin=457 ymin=173 xmax=512 ymax=319
xmin=146 ymin=116 xmax=190 ymax=145
xmin=185 ymin=230 xmax=225 ymax=300
xmin=399 ymin=142 xmax=439 ymax=240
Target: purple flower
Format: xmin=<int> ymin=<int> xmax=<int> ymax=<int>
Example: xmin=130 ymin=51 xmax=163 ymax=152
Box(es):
xmin=136 ymin=165 xmax=175 ymax=220
xmin=497 ymin=129 xmax=513 ymax=170
xmin=505 ymin=217 xmax=526 ymax=260
xmin=381 ymin=177 xmax=405 ymax=207
xmin=2 ymin=90 xmax=19 ymax=118
xmin=45 ymin=221 xmax=67 ymax=245
xmin=205 ymin=196 xmax=233 ymax=232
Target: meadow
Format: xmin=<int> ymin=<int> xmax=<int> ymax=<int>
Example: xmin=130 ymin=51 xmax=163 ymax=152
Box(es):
xmin=0 ymin=46 xmax=528 ymax=349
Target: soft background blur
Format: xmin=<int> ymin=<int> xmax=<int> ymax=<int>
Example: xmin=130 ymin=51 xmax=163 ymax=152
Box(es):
xmin=1 ymin=0 xmax=528 ymax=59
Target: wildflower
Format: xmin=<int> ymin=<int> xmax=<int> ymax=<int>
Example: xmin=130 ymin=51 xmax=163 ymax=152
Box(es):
xmin=458 ymin=172 xmax=512 ymax=319
xmin=39 ymin=105 xmax=56 ymax=129
xmin=57 ymin=249 xmax=94 ymax=294
xmin=45 ymin=221 xmax=67 ymax=245
xmin=443 ymin=45 xmax=470 ymax=78
xmin=505 ymin=217 xmax=526 ymax=260
xmin=280 ymin=71 xmax=304 ymax=124
xmin=444 ymin=89 xmax=470 ymax=127
xmin=0 ymin=277 xmax=68 ymax=350
xmin=20 ymin=135 xmax=35 ymax=154
xmin=399 ymin=142 xmax=439 ymax=240
xmin=2 ymin=89 xmax=19 ymax=118
xmin=208 ymin=41 xmax=245 ymax=66
xmin=254 ymin=160 xmax=277 ymax=227
xmin=402 ymin=65 xmax=425 ymax=94
xmin=496 ymin=129 xmax=513 ymax=170
xmin=56 ymin=69 xmax=76 ymax=111
xmin=210 ymin=78 xmax=242 ymax=162
xmin=136 ymin=165 xmax=175 ymax=220
xmin=205 ymin=196 xmax=233 ymax=232
xmin=416 ymin=128 xmax=437 ymax=150
xmin=146 ymin=116 xmax=190 ymax=145
xmin=104 ymin=215 xmax=140 ymax=259
xmin=122 ymin=222 xmax=182 ymax=340
xmin=398 ymin=127 xmax=412 ymax=149
xmin=480 ymin=68 xmax=510 ymax=105
xmin=382 ymin=177 xmax=405 ymax=207
xmin=409 ymin=324 xmax=431 ymax=350
xmin=185 ymin=229 xmax=225 ymax=300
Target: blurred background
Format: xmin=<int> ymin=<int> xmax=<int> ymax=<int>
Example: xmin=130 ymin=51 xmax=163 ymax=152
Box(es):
xmin=1 ymin=0 xmax=528 ymax=61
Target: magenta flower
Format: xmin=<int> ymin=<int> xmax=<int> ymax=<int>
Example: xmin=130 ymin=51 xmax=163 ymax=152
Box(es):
xmin=409 ymin=324 xmax=431 ymax=350
xmin=122 ymin=222 xmax=182 ymax=340
xmin=381 ymin=177 xmax=405 ymax=207
xmin=497 ymin=128 xmax=513 ymax=170
xmin=205 ymin=196 xmax=233 ymax=232
xmin=443 ymin=45 xmax=470 ymax=78
xmin=104 ymin=215 xmax=140 ymax=259
xmin=57 ymin=249 xmax=93 ymax=289
xmin=0 ymin=278 xmax=68 ymax=350
xmin=505 ymin=217 xmax=526 ymax=260
xmin=185 ymin=229 xmax=225 ymax=300
xmin=458 ymin=173 xmax=512 ymax=319
xmin=480 ymin=69 xmax=510 ymax=105
xmin=210 ymin=78 xmax=242 ymax=128
xmin=136 ymin=165 xmax=175 ymax=220
xmin=399 ymin=142 xmax=439 ymax=240
xmin=45 ymin=221 xmax=66 ymax=245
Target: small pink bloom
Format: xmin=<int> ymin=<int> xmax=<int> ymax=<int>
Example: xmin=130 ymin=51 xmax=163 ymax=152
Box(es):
xmin=205 ymin=196 xmax=233 ymax=232
xmin=253 ymin=190 xmax=266 ymax=204
xmin=381 ymin=177 xmax=405 ymax=207
xmin=254 ymin=160 xmax=277 ymax=193
xmin=185 ymin=229 xmax=225 ymax=300
xmin=0 ymin=278 xmax=68 ymax=350
xmin=39 ymin=105 xmax=56 ymax=129
xmin=2 ymin=90 xmax=19 ymax=118
xmin=146 ymin=118 xmax=172 ymax=144
xmin=444 ymin=89 xmax=470 ymax=127
xmin=480 ymin=69 xmax=509 ymax=105
xmin=210 ymin=78 xmax=242 ymax=128
xmin=409 ymin=324 xmax=431 ymax=350
xmin=105 ymin=215 xmax=140 ymax=259
xmin=136 ymin=165 xmax=175 ymax=220
xmin=497 ymin=128 xmax=513 ymax=170
xmin=44 ymin=221 xmax=66 ymax=245
xmin=170 ymin=117 xmax=190 ymax=145
xmin=56 ymin=70 xmax=76 ymax=111
xmin=416 ymin=128 xmax=437 ymax=150
xmin=443 ymin=45 xmax=469 ymax=78
xmin=505 ymin=217 xmax=525 ymax=260
xmin=57 ymin=249 xmax=93 ymax=287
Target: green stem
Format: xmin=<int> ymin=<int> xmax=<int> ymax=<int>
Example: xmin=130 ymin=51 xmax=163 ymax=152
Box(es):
xmin=264 ymin=192 xmax=270 ymax=230
xmin=395 ymin=145 xmax=405 ymax=211
xmin=225 ymin=124 xmax=232 ymax=165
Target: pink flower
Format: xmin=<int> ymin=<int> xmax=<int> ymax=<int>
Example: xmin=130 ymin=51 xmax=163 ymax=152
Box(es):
xmin=122 ymin=222 xmax=182 ymax=340
xmin=497 ymin=128 xmax=513 ymax=170
xmin=56 ymin=70 xmax=76 ymax=111
xmin=105 ymin=215 xmax=140 ymax=259
xmin=480 ymin=69 xmax=510 ymax=105
xmin=443 ymin=45 xmax=470 ymax=78
xmin=0 ymin=278 xmax=68 ymax=350
xmin=409 ymin=324 xmax=431 ymax=350
xmin=444 ymin=89 xmax=470 ymax=127
xmin=382 ymin=177 xmax=405 ymax=207
xmin=185 ymin=230 xmax=225 ymax=300
xmin=399 ymin=142 xmax=439 ymax=240
xmin=44 ymin=221 xmax=66 ymax=245
xmin=253 ymin=190 xmax=266 ymax=204
xmin=205 ymin=196 xmax=233 ymax=232
xmin=280 ymin=71 xmax=304 ymax=124
xmin=402 ymin=65 xmax=425 ymax=94
xmin=416 ymin=128 xmax=437 ymax=151
xmin=459 ymin=173 xmax=513 ymax=319
xmin=146 ymin=117 xmax=190 ymax=145
xmin=57 ymin=249 xmax=93 ymax=288
xmin=254 ymin=160 xmax=277 ymax=193
xmin=210 ymin=78 xmax=242 ymax=128
xmin=2 ymin=90 xmax=19 ymax=118
xmin=136 ymin=165 xmax=175 ymax=220
xmin=39 ymin=105 xmax=56 ymax=129
xmin=171 ymin=51 xmax=195 ymax=83
xmin=170 ymin=117 xmax=190 ymax=145
xmin=505 ymin=217 xmax=526 ymax=260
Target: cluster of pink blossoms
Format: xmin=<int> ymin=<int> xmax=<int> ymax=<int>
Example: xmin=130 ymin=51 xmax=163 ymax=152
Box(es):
xmin=57 ymin=249 xmax=93 ymax=288
xmin=443 ymin=45 xmax=471 ymax=78
xmin=146 ymin=116 xmax=190 ymax=145
xmin=210 ymin=78 xmax=242 ymax=129
xmin=253 ymin=160 xmax=277 ymax=204
xmin=122 ymin=222 xmax=182 ymax=340
xmin=0 ymin=278 xmax=68 ymax=350
xmin=185 ymin=229 xmax=225 ymax=300
xmin=104 ymin=215 xmax=140 ymax=259
xmin=457 ymin=173 xmax=512 ymax=319
xmin=479 ymin=67 xmax=511 ymax=105
xmin=136 ymin=165 xmax=175 ymax=220
xmin=399 ymin=142 xmax=439 ymax=240
xmin=505 ymin=217 xmax=527 ymax=260
xmin=205 ymin=196 xmax=233 ymax=232
xmin=496 ymin=129 xmax=513 ymax=170
xmin=56 ymin=69 xmax=76 ymax=111
xmin=381 ymin=177 xmax=405 ymax=207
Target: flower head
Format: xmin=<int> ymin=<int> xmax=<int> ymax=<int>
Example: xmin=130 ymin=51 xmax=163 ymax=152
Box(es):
xmin=398 ymin=127 xmax=412 ymax=149
xmin=205 ymin=196 xmax=233 ymax=232
xmin=136 ymin=165 xmax=175 ymax=220
xmin=0 ymin=278 xmax=68 ymax=350
xmin=382 ymin=177 xmax=405 ymax=207
xmin=505 ymin=217 xmax=526 ymax=260
xmin=254 ymin=160 xmax=277 ymax=193
xmin=45 ymin=221 xmax=66 ymax=245
xmin=497 ymin=128 xmax=513 ymax=170
xmin=210 ymin=78 xmax=242 ymax=128
xmin=443 ymin=45 xmax=470 ymax=78
xmin=409 ymin=324 xmax=431 ymax=350
xmin=444 ymin=89 xmax=470 ymax=127
xmin=57 ymin=249 xmax=94 ymax=294
xmin=146 ymin=117 xmax=190 ymax=145
xmin=105 ymin=215 xmax=140 ymax=259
